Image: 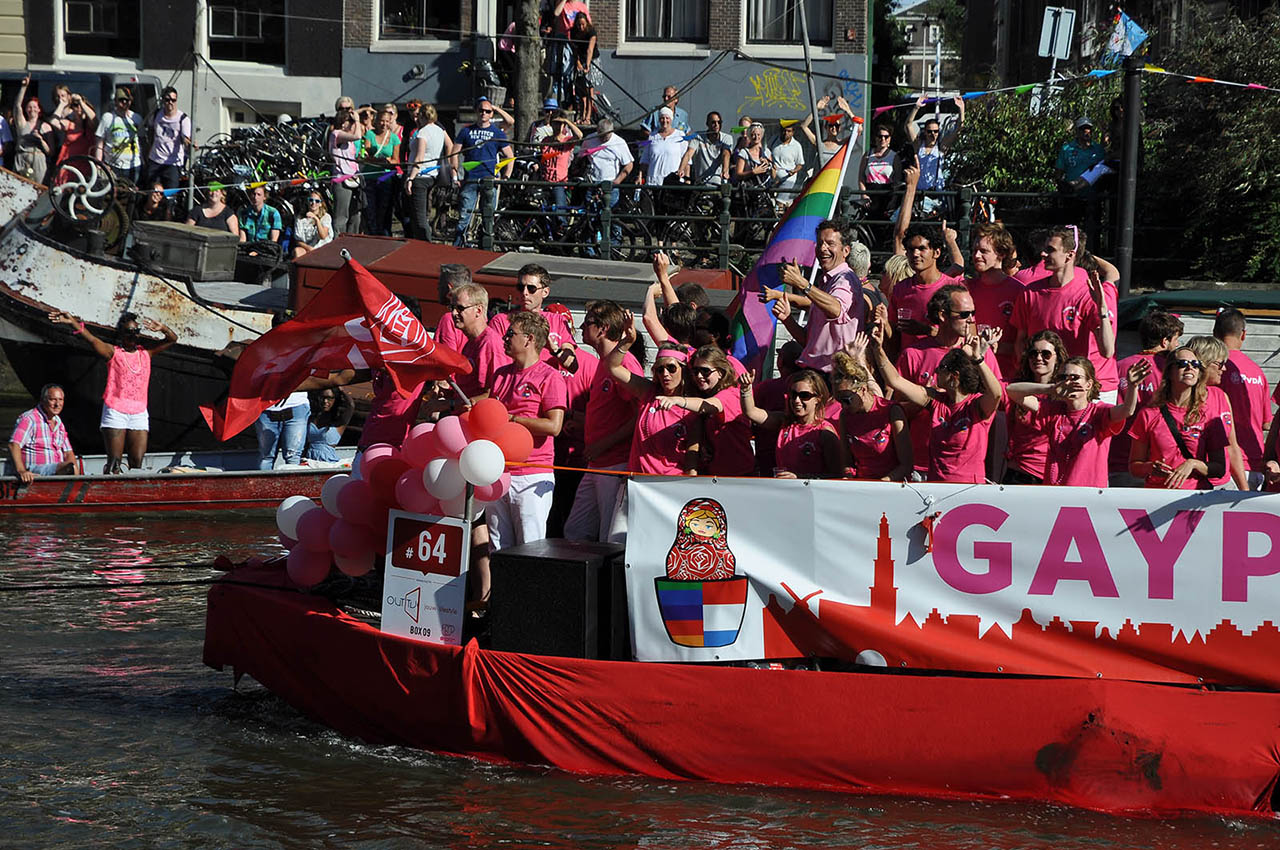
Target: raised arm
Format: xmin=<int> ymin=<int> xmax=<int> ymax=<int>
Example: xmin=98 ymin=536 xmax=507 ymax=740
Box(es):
xmin=605 ymin=316 xmax=653 ymax=399
xmin=941 ymin=96 xmax=965 ymax=149
xmin=737 ymin=372 xmax=783 ymax=429
xmin=867 ymin=324 xmax=931 ymax=408
xmin=1086 ymin=269 xmax=1116 ymax=358
xmin=653 ymin=251 xmax=679 ymax=307
xmin=905 ymin=96 xmax=925 ymax=143
xmin=1110 ymin=359 xmax=1150 ymax=422
xmin=641 ymin=282 xmax=670 ymax=345
xmin=965 ymin=330 xmax=1005 ymax=420
xmin=139 ymin=317 xmax=177 ymax=355
xmin=893 ymin=163 xmax=920 ymax=255
xmin=941 ymin=219 xmax=965 ymax=274
xmin=49 ymin=311 xmax=114 ymax=360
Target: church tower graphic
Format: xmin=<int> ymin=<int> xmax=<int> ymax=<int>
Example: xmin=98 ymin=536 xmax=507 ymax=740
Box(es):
xmin=762 ymin=512 xmax=1280 ymax=689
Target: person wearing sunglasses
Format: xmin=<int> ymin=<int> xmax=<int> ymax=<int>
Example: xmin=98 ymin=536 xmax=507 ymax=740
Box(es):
xmin=868 ymin=322 xmax=1002 ymax=484
xmin=1108 ymin=310 xmax=1183 ymax=486
xmin=93 ymin=86 xmax=142 ymax=185
xmin=1128 ymin=348 xmax=1229 ymax=490
xmin=904 ymin=94 xmax=965 ymax=212
xmin=447 ymin=283 xmax=509 ymax=402
xmin=802 ymin=93 xmax=860 ymax=169
xmin=143 ymin=86 xmax=190 ymax=190
xmin=1010 ymin=225 xmax=1119 ymax=404
xmin=739 ymin=368 xmax=840 ymax=479
xmin=1001 ymin=330 xmax=1068 ymax=485
xmin=858 ymin=120 xmax=901 ymax=219
xmin=896 ymin=285 xmax=1003 ymax=479
xmin=831 ymin=350 xmax=911 ymax=481
xmin=1004 ymin=356 xmax=1148 ymax=488
xmin=604 ymin=321 xmax=700 ymax=478
xmin=291 ymin=192 xmax=332 ymax=259
xmin=647 ymin=345 xmax=755 ymax=477
xmin=450 ymin=95 xmax=514 ymax=247
xmin=303 ymin=387 xmax=353 ymax=463
xmin=1184 ymin=335 xmax=1250 ymax=490
xmin=487 ymin=311 xmax=567 ymax=551
xmin=487 ymin=263 xmax=576 ymax=368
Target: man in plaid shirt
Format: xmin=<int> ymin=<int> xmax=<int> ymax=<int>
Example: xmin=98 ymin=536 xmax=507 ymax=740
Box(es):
xmin=6 ymin=384 xmax=76 ymax=483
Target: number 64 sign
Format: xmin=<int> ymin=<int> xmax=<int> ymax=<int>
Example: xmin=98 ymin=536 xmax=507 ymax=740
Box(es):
xmin=381 ymin=510 xmax=470 ymax=646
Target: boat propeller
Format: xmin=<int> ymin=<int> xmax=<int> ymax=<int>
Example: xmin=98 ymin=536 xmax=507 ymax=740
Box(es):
xmin=50 ymin=156 xmax=117 ymax=223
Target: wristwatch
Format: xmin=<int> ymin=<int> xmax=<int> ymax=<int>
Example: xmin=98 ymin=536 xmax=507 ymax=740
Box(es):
xmin=1099 ymin=309 xmax=1111 ymax=319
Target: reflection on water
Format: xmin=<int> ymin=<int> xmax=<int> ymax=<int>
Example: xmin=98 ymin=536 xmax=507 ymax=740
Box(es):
xmin=1 ymin=515 xmax=1278 ymax=848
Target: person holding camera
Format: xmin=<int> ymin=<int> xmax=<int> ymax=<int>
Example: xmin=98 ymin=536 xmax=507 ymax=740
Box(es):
xmin=50 ymin=88 xmax=97 ymax=168
xmin=328 ymin=96 xmax=364 ymax=234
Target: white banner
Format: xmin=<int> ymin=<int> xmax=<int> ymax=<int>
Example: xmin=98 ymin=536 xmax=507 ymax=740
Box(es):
xmin=624 ymin=479 xmax=1280 ymax=687
xmin=381 ymin=510 xmax=470 ymax=646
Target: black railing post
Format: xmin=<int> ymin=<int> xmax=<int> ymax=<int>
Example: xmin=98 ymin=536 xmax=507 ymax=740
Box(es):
xmin=718 ymin=181 xmax=732 ymax=269
xmin=599 ymin=181 xmax=613 ymax=258
xmin=1115 ymin=54 xmax=1142 ymax=298
xmin=956 ymin=186 xmax=973 ymax=253
xmin=480 ymin=177 xmax=495 ymax=251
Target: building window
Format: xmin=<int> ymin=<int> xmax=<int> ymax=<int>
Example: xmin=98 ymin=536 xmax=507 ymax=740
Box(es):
xmin=64 ymin=0 xmax=140 ymax=58
xmin=381 ymin=0 xmax=462 ymax=40
xmin=928 ymin=24 xmax=941 ymax=45
xmin=626 ymin=0 xmax=709 ymax=43
xmin=926 ymin=63 xmax=939 ymax=88
xmin=208 ymin=1 xmax=286 ymax=64
xmin=746 ymin=0 xmax=832 ymax=44
xmin=896 ymin=64 xmax=911 ymax=86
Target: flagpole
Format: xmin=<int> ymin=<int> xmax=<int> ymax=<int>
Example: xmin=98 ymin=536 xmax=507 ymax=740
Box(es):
xmin=797 ymin=0 xmax=822 ymax=169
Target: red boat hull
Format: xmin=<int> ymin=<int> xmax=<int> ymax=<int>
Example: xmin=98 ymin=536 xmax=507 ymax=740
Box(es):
xmin=204 ymin=564 xmax=1280 ymax=818
xmin=0 ymin=469 xmax=337 ymax=514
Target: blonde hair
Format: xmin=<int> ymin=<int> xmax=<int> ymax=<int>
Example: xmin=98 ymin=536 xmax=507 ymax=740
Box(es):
xmin=418 ymin=103 xmax=438 ymax=124
xmin=452 ymin=282 xmax=489 ymax=312
xmin=682 ymin=509 xmax=723 ymax=534
xmin=883 ymin=254 xmax=911 ymax=285
xmin=1184 ymin=335 xmax=1228 ymax=366
xmin=831 ymin=352 xmax=873 ymax=389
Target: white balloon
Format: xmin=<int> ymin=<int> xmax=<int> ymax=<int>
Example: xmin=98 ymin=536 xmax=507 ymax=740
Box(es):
xmin=458 ymin=439 xmax=505 ymax=487
xmin=276 ymin=495 xmax=316 ymax=539
xmin=422 ymin=457 xmax=466 ymax=501
xmin=320 ymin=474 xmax=351 ymax=518
xmin=439 ymin=492 xmax=467 ymax=519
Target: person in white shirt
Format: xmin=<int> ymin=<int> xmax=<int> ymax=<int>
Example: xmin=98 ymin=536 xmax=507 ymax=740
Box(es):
xmin=641 ymin=107 xmax=689 ymax=188
xmin=94 ymin=86 xmax=143 ymax=184
xmin=678 ymin=111 xmax=733 ymax=186
xmin=771 ymin=122 xmax=807 ymax=203
xmin=403 ymin=103 xmax=453 ymax=241
xmin=581 ymin=117 xmax=634 ymax=207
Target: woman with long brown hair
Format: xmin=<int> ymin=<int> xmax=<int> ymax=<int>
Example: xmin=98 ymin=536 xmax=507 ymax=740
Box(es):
xmin=1001 ymin=330 xmax=1068 ymax=484
xmin=650 ymin=344 xmax=755 ymax=476
xmin=1128 ymin=347 xmax=1229 ymax=489
xmin=740 ymin=368 xmax=842 ymax=479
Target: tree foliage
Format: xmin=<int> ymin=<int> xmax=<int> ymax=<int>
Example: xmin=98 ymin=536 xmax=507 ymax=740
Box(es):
xmin=870 ymin=0 xmax=909 ymax=109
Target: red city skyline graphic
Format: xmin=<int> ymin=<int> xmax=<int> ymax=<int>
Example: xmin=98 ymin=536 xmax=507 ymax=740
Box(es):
xmin=763 ymin=514 xmax=1280 ymax=689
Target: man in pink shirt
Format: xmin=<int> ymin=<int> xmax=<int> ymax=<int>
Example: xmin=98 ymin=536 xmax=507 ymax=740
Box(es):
xmin=563 ymin=300 xmax=641 ymax=541
xmin=964 ymin=222 xmax=1023 ymax=377
xmin=1010 ymin=225 xmax=1117 ymax=401
xmin=489 ymin=263 xmax=577 ymax=369
xmin=487 ymin=311 xmax=567 ymax=550
xmin=6 ymin=384 xmax=76 ymax=482
xmin=764 ymin=219 xmax=866 ymax=374
xmin=432 ymin=263 xmax=473 ymax=352
xmin=891 ymin=223 xmax=965 ymax=347
xmin=1215 ymin=308 xmax=1271 ymax=489
xmin=449 ymin=283 xmax=510 ymax=401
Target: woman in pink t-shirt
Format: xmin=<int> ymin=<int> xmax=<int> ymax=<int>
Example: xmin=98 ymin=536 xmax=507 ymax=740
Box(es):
xmin=1006 ymin=357 xmax=1148 ymax=487
xmin=831 ymin=352 xmax=911 ymax=480
xmin=740 ymin=369 xmax=841 ymax=479
xmin=604 ymin=322 xmax=701 ymax=476
xmin=50 ymin=309 xmax=177 ymax=474
xmin=868 ymin=324 xmax=1003 ymax=483
xmin=648 ymin=345 xmax=755 ymax=476
xmin=1002 ymin=330 xmax=1067 ymax=484
xmin=1128 ymin=348 xmax=1229 ymax=489
xmin=1184 ymin=335 xmax=1249 ymax=490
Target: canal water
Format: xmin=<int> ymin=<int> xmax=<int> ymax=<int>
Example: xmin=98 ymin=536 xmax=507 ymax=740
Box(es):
xmin=2 ymin=513 xmax=1277 ymax=848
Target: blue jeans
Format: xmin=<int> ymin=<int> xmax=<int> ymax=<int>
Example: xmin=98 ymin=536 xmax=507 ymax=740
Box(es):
xmin=304 ymin=423 xmax=342 ymax=462
xmin=256 ymin=404 xmax=308 ymax=469
xmin=454 ymin=179 xmax=496 ymax=246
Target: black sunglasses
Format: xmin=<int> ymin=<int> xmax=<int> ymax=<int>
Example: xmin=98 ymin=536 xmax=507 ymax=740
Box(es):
xmin=947 ymin=309 xmax=976 ymax=319
xmin=787 ymin=390 xmax=819 ymax=401
xmin=1174 ymin=358 xmax=1202 ymax=370
xmin=516 ymin=283 xmax=543 ymax=293
xmin=691 ymin=366 xmax=720 ymax=379
xmin=163 ymin=96 xmax=178 ymax=103
xmin=654 ymin=363 xmax=680 ymax=374
xmin=834 ymin=392 xmax=856 ymax=404
xmin=1029 ymin=349 xmax=1055 ymax=361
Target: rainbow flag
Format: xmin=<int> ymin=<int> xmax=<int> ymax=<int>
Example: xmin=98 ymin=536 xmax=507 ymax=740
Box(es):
xmin=727 ymin=138 xmax=854 ymax=370
xmin=654 ymin=576 xmax=749 ymax=648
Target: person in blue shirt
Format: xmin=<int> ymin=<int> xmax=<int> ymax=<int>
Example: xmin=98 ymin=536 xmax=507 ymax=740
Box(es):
xmin=239 ymin=186 xmax=282 ymax=243
xmin=641 ymin=85 xmax=691 ymax=136
xmin=449 ymin=96 xmax=514 ymax=247
xmin=1055 ymin=117 xmax=1106 ymax=191
xmin=905 ymin=95 xmax=964 ymax=215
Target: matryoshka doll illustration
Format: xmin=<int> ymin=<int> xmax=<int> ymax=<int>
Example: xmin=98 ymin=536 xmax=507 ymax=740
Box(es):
xmin=654 ymin=498 xmax=749 ymax=648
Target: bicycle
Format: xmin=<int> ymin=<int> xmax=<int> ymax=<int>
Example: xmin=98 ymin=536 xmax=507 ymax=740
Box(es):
xmin=658 ymin=181 xmax=724 ymax=268
xmin=562 ymin=182 xmax=652 ymax=262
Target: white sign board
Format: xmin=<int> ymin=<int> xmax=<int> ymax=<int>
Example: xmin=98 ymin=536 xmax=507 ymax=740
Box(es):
xmin=381 ymin=510 xmax=470 ymax=646
xmin=1038 ymin=6 xmax=1076 ymax=60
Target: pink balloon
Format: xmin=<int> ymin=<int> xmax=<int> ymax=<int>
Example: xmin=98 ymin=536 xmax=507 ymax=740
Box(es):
xmin=362 ymin=443 xmax=396 ymax=462
xmin=401 ymin=423 xmax=440 ymax=468
xmin=334 ymin=550 xmax=375 ymax=577
xmin=335 ymin=478 xmax=374 ymax=526
xmin=395 ymin=468 xmax=440 ymax=514
xmin=434 ymin=415 xmax=470 ymax=459
xmin=474 ymin=472 xmax=511 ymax=503
xmin=286 ymin=546 xmax=332 ymax=588
xmin=329 ymin=519 xmax=376 ymax=557
xmin=295 ymin=507 xmax=336 ymax=552
xmin=278 ymin=533 xmax=297 ymax=551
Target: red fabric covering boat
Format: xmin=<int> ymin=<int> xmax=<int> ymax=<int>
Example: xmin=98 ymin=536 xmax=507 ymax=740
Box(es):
xmin=204 ymin=562 xmax=1280 ymax=818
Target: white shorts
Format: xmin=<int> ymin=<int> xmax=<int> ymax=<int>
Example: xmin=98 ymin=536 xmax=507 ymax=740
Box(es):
xmin=486 ymin=472 xmax=555 ymax=552
xmin=100 ymin=405 xmax=149 ymax=431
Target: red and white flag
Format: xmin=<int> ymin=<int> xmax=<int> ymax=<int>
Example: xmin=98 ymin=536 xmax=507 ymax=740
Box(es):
xmin=201 ymin=258 xmax=472 ymax=440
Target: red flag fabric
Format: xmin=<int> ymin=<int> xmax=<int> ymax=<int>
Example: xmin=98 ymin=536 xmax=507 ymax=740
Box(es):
xmin=201 ymin=259 xmax=472 ymax=440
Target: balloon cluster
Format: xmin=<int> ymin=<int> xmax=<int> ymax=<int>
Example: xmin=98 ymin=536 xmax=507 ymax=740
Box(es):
xmin=274 ymin=398 xmax=532 ymax=588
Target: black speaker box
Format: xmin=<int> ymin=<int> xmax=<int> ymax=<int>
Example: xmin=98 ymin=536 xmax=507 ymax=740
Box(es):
xmin=489 ymin=539 xmax=628 ymax=660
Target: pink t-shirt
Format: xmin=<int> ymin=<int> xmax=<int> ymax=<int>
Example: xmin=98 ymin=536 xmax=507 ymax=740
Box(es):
xmin=491 ymin=359 xmax=567 ymax=477
xmin=585 ymin=350 xmax=643 ymax=468
xmin=434 ymin=312 xmax=466 ymax=352
xmin=965 ymin=273 xmax=1023 ymax=377
xmin=841 ymin=395 xmax=903 ymax=480
xmin=555 ymin=347 xmax=598 ymax=461
xmin=1109 ymin=351 xmax=1166 ymax=475
xmin=928 ymin=393 xmax=994 ymax=483
xmin=1128 ymin=400 xmax=1230 ymax=490
xmin=1035 ymin=400 xmax=1122 ymax=487
xmin=1010 ymin=272 xmax=1117 ymax=391
xmin=727 ymin=354 xmax=748 ymax=378
xmin=489 ymin=308 xmax=576 ymax=367
xmin=103 ymin=346 xmax=151 ymax=414
xmin=538 ymin=132 xmax=576 ymax=182
xmin=797 ymin=264 xmax=863 ymax=373
xmin=898 ymin=339 xmax=1002 ymax=472
xmin=1204 ymin=386 xmax=1237 ymax=487
xmin=775 ymin=420 xmax=837 ymax=477
xmin=704 ymin=386 xmax=755 ymax=476
xmin=1004 ymin=395 xmax=1048 ymax=480
xmin=890 ymin=272 xmax=961 ymax=347
xmin=629 ymin=390 xmax=697 ymax=475
xmin=360 ymin=371 xmax=424 ymax=449
xmin=1222 ymin=349 xmax=1270 ymax=469
xmin=455 ymin=325 xmax=510 ymax=399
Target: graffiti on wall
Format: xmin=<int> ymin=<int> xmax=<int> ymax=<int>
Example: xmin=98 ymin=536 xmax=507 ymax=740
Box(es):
xmin=738 ymin=65 xmax=866 ymax=119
